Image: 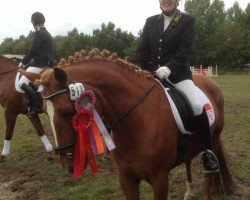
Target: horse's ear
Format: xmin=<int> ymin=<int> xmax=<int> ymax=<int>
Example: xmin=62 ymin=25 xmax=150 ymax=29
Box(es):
xmin=53 ymin=67 xmax=68 ymax=84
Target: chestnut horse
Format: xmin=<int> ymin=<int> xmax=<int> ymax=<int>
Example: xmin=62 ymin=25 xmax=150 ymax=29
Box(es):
xmin=21 ymin=49 xmax=235 ymax=200
xmin=0 ymin=55 xmax=53 ymax=162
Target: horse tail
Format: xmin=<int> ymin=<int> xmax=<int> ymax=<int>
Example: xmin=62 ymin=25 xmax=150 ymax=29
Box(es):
xmin=208 ymin=139 xmax=235 ymax=196
xmin=217 ymin=140 xmax=235 ymax=194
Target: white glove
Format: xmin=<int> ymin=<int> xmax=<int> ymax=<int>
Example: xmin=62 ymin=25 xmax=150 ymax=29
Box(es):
xmin=18 ymin=62 xmax=24 ymax=68
xmin=156 ymin=66 xmax=171 ymax=79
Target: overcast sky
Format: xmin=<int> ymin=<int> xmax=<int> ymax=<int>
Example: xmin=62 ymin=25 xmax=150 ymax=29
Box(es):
xmin=0 ymin=0 xmax=249 ymax=43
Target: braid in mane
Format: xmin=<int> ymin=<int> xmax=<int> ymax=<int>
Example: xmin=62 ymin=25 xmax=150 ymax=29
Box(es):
xmin=58 ymin=48 xmax=153 ymax=79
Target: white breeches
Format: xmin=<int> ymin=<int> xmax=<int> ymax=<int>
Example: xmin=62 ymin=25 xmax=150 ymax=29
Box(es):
xmin=18 ymin=66 xmax=43 ymax=87
xmin=169 ymin=79 xmax=204 ymax=115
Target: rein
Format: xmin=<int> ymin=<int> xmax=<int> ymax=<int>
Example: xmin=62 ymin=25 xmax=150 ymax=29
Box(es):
xmin=107 ymin=82 xmax=158 ymax=132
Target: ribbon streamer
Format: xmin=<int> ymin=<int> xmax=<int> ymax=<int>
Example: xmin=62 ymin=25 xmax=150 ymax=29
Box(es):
xmin=71 ymin=90 xmax=114 ymax=178
xmin=72 ymin=109 xmax=98 ymax=178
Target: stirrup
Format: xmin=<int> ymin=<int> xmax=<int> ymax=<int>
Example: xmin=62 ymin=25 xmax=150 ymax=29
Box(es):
xmin=200 ymin=150 xmax=220 ymax=174
xmin=27 ymin=107 xmax=42 ymax=116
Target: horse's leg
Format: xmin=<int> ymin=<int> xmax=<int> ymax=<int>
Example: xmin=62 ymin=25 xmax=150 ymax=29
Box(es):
xmin=0 ymin=111 xmax=18 ymax=162
xmin=119 ymin=170 xmax=140 ymax=200
xmin=150 ymin=172 xmax=169 ymax=200
xmin=28 ymin=115 xmax=54 ymax=161
xmin=184 ymin=160 xmax=195 ymax=200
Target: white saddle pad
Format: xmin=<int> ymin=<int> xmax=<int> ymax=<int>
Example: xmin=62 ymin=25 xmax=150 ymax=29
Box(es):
xmin=15 ymin=70 xmax=43 ymax=93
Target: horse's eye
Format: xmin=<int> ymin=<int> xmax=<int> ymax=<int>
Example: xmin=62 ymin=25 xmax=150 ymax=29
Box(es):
xmin=62 ymin=108 xmax=76 ymax=117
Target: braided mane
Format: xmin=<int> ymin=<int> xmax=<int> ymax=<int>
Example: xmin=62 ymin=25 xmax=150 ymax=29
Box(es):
xmin=58 ymin=48 xmax=153 ymax=79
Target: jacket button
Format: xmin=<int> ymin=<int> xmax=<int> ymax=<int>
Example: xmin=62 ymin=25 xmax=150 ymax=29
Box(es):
xmin=159 ymin=47 xmax=161 ymax=51
xmin=159 ymin=39 xmax=162 ymax=42
xmin=158 ymin=56 xmax=161 ymax=59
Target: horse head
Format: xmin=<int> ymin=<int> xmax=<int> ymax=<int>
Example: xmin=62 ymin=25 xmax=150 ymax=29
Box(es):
xmin=19 ymin=67 xmax=76 ymax=173
xmin=41 ymin=68 xmax=76 ymax=173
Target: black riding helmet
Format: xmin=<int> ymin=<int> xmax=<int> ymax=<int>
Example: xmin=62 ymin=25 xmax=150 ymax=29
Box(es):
xmin=31 ymin=12 xmax=45 ymax=25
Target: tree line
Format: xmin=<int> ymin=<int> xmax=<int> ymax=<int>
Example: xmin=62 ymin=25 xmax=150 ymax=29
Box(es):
xmin=0 ymin=0 xmax=249 ymax=71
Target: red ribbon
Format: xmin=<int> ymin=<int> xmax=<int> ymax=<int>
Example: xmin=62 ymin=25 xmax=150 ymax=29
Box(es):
xmin=72 ymin=109 xmax=98 ymax=178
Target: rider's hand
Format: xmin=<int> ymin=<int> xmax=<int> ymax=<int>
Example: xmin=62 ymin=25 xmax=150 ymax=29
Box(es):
xmin=18 ymin=62 xmax=25 ymax=68
xmin=156 ymin=66 xmax=171 ymax=79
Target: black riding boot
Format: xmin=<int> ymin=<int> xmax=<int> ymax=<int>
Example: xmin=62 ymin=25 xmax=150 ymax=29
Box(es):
xmin=194 ymin=109 xmax=219 ymax=172
xmin=21 ymin=83 xmax=43 ymax=116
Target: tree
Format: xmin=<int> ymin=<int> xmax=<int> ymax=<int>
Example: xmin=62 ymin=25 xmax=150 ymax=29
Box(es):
xmin=185 ymin=0 xmax=225 ymax=66
xmin=208 ymin=22 xmax=245 ymax=69
xmin=91 ymin=22 xmax=135 ymax=57
xmin=53 ymin=28 xmax=92 ymax=58
xmin=0 ymin=38 xmax=15 ymax=54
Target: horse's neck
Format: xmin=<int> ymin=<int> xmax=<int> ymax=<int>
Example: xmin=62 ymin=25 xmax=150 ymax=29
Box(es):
xmin=0 ymin=57 xmax=18 ymax=75
xmin=72 ymin=65 xmax=153 ymax=133
xmin=0 ymin=58 xmax=17 ymax=90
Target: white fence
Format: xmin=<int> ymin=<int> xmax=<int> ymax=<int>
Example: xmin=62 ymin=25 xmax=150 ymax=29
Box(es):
xmin=190 ymin=65 xmax=218 ymax=77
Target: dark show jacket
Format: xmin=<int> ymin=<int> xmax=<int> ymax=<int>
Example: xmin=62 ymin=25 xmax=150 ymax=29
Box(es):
xmin=134 ymin=11 xmax=195 ymax=83
xmin=22 ymin=27 xmax=54 ymax=67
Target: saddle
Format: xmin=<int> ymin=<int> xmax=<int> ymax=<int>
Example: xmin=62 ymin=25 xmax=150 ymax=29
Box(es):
xmin=165 ymin=83 xmax=196 ymax=133
xmin=159 ymin=79 xmax=215 ymax=156
xmin=159 ymin=79 xmax=215 ymax=135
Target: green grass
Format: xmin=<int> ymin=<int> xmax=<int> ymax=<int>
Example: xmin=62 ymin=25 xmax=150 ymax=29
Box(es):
xmin=0 ymin=75 xmax=249 ymax=199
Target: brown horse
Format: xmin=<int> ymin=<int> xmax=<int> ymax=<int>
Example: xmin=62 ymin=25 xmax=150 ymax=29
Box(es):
xmin=0 ymin=55 xmax=53 ymax=162
xmin=21 ymin=49 xmax=235 ymax=200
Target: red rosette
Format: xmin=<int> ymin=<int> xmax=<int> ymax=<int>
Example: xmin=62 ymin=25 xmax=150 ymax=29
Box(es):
xmin=75 ymin=90 xmax=96 ymax=111
xmin=71 ymin=108 xmax=95 ymax=178
xmin=71 ymin=90 xmax=98 ymax=178
xmin=72 ymin=108 xmax=93 ymax=131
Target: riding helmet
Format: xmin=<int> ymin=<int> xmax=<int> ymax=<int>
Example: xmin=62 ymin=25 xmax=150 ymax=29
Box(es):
xmin=31 ymin=12 xmax=45 ymax=25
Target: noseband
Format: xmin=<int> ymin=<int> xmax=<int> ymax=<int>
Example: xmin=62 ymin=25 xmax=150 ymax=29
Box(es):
xmin=54 ymin=142 xmax=75 ymax=159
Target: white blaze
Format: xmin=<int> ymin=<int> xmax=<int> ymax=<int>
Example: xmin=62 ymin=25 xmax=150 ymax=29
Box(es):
xmin=46 ymin=100 xmax=58 ymax=146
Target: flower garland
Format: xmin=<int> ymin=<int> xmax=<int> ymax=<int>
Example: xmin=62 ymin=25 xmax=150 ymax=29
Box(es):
xmin=170 ymin=9 xmax=182 ymax=28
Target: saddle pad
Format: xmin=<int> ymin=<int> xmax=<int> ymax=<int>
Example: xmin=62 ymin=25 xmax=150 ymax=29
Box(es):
xmin=15 ymin=72 xmax=43 ymax=93
xmin=163 ymin=86 xmax=215 ymax=135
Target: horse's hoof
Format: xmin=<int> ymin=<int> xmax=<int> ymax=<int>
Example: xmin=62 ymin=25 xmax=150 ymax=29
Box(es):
xmin=45 ymin=152 xmax=55 ymax=163
xmin=184 ymin=197 xmax=193 ymax=200
xmin=45 ymin=156 xmax=55 ymax=162
xmin=0 ymin=155 xmax=6 ymax=163
xmin=184 ymin=195 xmax=196 ymax=200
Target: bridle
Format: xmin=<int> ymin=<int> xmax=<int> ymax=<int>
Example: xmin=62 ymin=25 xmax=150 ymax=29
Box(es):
xmin=42 ymin=81 xmax=158 ymax=159
xmin=43 ymin=88 xmax=75 ymax=158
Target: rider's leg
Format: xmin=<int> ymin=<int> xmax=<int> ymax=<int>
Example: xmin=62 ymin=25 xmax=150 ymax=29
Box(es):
xmin=20 ymin=83 xmax=43 ymax=116
xmin=18 ymin=67 xmax=43 ymax=116
xmin=171 ymin=79 xmax=219 ymax=171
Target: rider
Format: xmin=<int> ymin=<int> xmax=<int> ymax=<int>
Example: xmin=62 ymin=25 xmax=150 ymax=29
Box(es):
xmin=134 ymin=0 xmax=219 ymax=172
xmin=18 ymin=12 xmax=56 ymax=116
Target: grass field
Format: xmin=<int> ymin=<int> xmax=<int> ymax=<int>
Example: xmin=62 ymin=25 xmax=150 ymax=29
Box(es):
xmin=0 ymin=75 xmax=249 ymax=200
